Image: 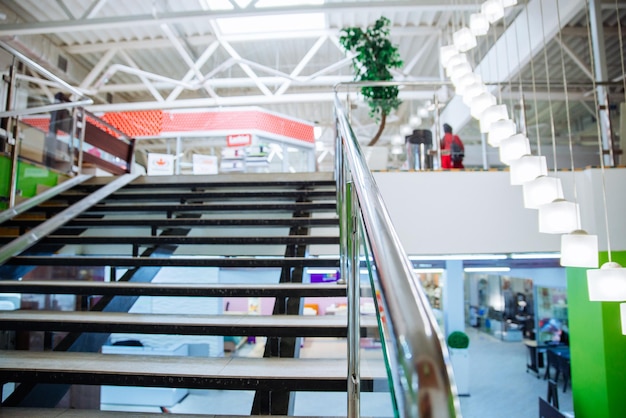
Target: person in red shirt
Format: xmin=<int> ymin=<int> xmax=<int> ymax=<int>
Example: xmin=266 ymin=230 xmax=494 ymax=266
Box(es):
xmin=440 ymin=123 xmax=465 ymax=169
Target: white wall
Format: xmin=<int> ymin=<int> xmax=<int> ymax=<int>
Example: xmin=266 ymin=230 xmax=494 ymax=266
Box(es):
xmin=372 ymin=167 xmax=626 ymax=255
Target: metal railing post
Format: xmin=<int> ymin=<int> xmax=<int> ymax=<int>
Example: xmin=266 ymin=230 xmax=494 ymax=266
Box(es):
xmin=346 ymin=181 xmax=360 ymax=418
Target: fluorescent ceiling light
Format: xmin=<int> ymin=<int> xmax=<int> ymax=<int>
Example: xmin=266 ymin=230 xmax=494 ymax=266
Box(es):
xmin=217 ymin=13 xmax=326 ymax=35
xmin=413 ymin=268 xmax=445 ymax=274
xmin=510 ymin=252 xmax=560 ymax=259
xmin=257 ymin=0 xmax=324 ymax=7
xmin=409 ymin=254 xmax=508 ymax=261
xmin=464 ymin=267 xmax=511 ymax=272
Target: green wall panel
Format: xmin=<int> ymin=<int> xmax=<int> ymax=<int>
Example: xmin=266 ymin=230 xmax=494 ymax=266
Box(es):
xmin=0 ymin=155 xmax=60 ymax=209
xmin=567 ymin=251 xmax=626 ymax=418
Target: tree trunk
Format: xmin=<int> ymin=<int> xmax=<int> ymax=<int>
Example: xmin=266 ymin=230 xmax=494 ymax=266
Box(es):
xmin=367 ymin=111 xmax=387 ymax=146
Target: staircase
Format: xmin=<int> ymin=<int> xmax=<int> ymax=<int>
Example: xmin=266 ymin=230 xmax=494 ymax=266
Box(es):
xmin=0 ymin=172 xmax=387 ymax=416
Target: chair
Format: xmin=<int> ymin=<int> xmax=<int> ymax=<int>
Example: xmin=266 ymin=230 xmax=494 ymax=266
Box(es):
xmin=557 ymin=354 xmax=571 ymax=393
xmin=539 ymin=397 xmax=566 ymax=418
xmin=544 ymin=349 xmax=561 ymax=382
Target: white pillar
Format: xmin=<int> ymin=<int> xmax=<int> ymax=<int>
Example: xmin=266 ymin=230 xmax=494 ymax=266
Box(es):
xmin=444 ymin=259 xmax=466 ymax=336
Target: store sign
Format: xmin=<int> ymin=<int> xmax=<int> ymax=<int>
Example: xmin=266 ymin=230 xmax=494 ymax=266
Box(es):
xmin=227 ymin=134 xmax=252 ymax=147
xmin=192 ymin=154 xmax=218 ymax=175
xmin=147 ymin=153 xmax=174 ymax=176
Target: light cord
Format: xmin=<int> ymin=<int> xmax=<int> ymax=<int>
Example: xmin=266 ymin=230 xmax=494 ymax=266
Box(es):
xmin=524 ymin=0 xmax=542 ymax=155
xmin=583 ymin=0 xmax=612 ymax=262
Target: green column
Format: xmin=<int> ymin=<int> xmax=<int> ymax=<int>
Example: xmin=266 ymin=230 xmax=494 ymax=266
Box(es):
xmin=567 ymin=251 xmax=626 ymax=418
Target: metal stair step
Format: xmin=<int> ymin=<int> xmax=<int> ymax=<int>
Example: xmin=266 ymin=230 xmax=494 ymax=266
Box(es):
xmin=0 ymin=350 xmax=386 ymax=392
xmin=13 ymin=235 xmax=339 ymax=246
xmin=0 ymin=311 xmax=377 ymax=337
xmin=0 ymin=280 xmax=346 ymax=297
xmin=3 ymin=217 xmax=339 ymax=230
xmin=4 ymin=256 xmax=340 ymax=269
xmin=0 ymin=408 xmax=312 ymax=418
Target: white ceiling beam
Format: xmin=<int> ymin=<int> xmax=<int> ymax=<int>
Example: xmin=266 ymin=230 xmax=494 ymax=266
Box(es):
xmin=209 ymin=20 xmax=273 ymax=97
xmin=167 ymin=41 xmax=221 ymax=102
xmin=81 ymin=0 xmax=109 ymax=20
xmin=160 ymin=23 xmax=218 ymax=99
xmin=118 ymin=50 xmax=164 ymax=102
xmin=79 ymin=47 xmax=118 ymax=91
xmin=63 ymin=27 xmax=440 ymax=55
xmin=0 ymin=2 xmax=480 ymax=36
xmin=402 ymin=34 xmax=439 ymax=76
xmin=86 ymin=90 xmax=443 ymax=113
xmin=554 ymin=36 xmax=594 ymax=81
xmin=276 ymin=35 xmax=328 ymax=96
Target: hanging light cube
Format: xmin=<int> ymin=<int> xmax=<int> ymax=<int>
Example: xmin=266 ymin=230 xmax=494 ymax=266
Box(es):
xmin=480 ymin=104 xmax=508 ymax=133
xmin=538 ymin=199 xmax=580 ymax=234
xmin=453 ymin=27 xmax=477 ymax=52
xmin=440 ymin=44 xmax=459 ymax=68
xmin=499 ymin=133 xmax=530 ymax=165
xmin=587 ymin=262 xmax=626 ymax=301
xmin=481 ymin=0 xmax=505 ymax=23
xmin=470 ymin=92 xmax=497 ymax=119
xmin=449 ymin=62 xmax=473 ymax=85
xmin=523 ymin=175 xmax=564 ymax=209
xmin=409 ymin=115 xmax=422 ymax=128
xmin=463 ymin=81 xmax=487 ymax=106
xmin=561 ymin=230 xmax=599 ymax=268
xmin=455 ymin=72 xmax=481 ymax=96
xmin=488 ymin=119 xmax=516 ymax=147
xmin=509 ymin=155 xmax=548 ymax=185
xmin=470 ymin=13 xmax=490 ymax=36
xmin=501 ymin=0 xmax=518 ymax=7
xmin=445 ymin=53 xmax=468 ymax=76
xmin=621 ymin=303 xmax=626 ymax=335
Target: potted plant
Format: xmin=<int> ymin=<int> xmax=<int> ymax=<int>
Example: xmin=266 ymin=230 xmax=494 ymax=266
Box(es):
xmin=447 ymin=330 xmax=470 ymax=396
xmin=339 ymin=16 xmax=403 ymax=146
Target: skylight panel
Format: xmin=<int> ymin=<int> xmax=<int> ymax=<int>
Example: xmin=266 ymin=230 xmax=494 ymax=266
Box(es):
xmin=217 ymin=12 xmax=326 ymax=35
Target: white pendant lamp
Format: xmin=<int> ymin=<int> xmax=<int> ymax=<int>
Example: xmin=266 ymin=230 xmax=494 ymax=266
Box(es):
xmin=440 ymin=44 xmax=459 ymax=68
xmin=450 ymin=62 xmax=473 ymax=86
xmin=538 ymin=199 xmax=580 ymax=234
xmin=455 ymin=72 xmax=481 ymax=96
xmin=587 ymin=262 xmax=626 ymax=301
xmin=463 ymin=81 xmax=487 ymax=106
xmin=621 ymin=303 xmax=626 ymax=335
xmin=501 ymin=0 xmax=518 ymax=7
xmin=560 ymin=230 xmax=599 ymax=268
xmin=481 ymin=0 xmax=504 ymax=23
xmin=470 ymin=92 xmax=497 ymax=119
xmin=509 ymin=155 xmax=548 ymax=185
xmin=487 ymin=119 xmax=516 ymax=147
xmin=453 ymin=27 xmax=477 ymax=52
xmin=470 ymin=13 xmax=490 ymax=36
xmin=499 ymin=133 xmax=530 ymax=165
xmin=445 ymin=53 xmax=468 ymax=76
xmin=480 ymin=104 xmax=508 ymax=133
xmin=523 ymin=175 xmax=564 ymax=209
xmin=409 ymin=115 xmax=422 ymax=128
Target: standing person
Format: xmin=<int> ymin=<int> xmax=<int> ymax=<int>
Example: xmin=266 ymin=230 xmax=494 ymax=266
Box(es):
xmin=440 ymin=123 xmax=465 ymax=169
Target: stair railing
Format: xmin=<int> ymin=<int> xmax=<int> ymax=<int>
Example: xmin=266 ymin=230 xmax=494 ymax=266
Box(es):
xmin=334 ymin=91 xmax=462 ymax=418
xmin=0 ymin=41 xmax=136 ymax=209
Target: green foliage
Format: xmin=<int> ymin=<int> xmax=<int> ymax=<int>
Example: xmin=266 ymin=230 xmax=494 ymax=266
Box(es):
xmin=339 ymin=16 xmax=403 ymax=121
xmin=447 ymin=331 xmax=470 ymax=349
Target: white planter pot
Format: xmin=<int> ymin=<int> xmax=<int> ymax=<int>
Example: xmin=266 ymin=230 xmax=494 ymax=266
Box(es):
xmin=449 ymin=348 xmax=470 ymax=396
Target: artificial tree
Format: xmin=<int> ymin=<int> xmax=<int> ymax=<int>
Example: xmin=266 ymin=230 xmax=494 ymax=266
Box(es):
xmin=339 ymin=16 xmax=403 ymax=146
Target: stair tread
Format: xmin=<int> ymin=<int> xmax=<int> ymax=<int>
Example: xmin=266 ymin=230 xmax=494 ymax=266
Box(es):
xmin=5 ymin=256 xmax=340 ymax=269
xmin=0 ymin=280 xmax=346 ymax=297
xmin=0 ymin=310 xmax=377 ymax=336
xmin=0 ymin=408 xmax=306 ymax=418
xmin=0 ymin=350 xmax=386 ymax=390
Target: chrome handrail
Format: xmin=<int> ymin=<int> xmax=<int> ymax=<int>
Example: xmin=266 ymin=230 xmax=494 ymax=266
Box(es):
xmin=334 ymin=92 xmax=461 ymax=417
